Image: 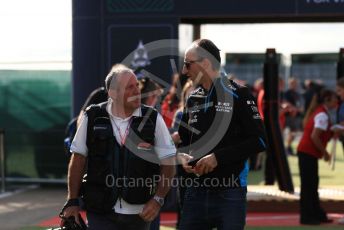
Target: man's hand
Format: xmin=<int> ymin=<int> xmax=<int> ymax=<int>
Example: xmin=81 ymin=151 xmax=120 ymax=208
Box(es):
xmin=332 ymin=127 xmax=344 ymax=137
xmin=177 ymin=153 xmax=195 ymax=173
xmin=139 ymin=198 xmax=161 ymax=222
xmin=60 ymin=206 xmax=80 ymax=227
xmin=323 ymin=151 xmax=331 ymax=162
xmin=171 ymin=131 xmax=181 ymax=144
xmin=194 ymin=153 xmax=218 ymax=176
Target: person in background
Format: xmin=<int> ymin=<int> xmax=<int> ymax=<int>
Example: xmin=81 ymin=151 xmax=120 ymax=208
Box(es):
xmin=171 ymin=80 xmax=195 ymax=136
xmin=139 ymin=77 xmax=163 ymax=107
xmin=257 ymin=78 xmax=293 ymax=185
xmin=161 ymin=73 xmax=188 ymax=129
xmin=335 ymin=78 xmax=344 ymax=225
xmin=247 ymin=78 xmax=264 ymax=170
xmin=301 ymin=83 xmax=325 ymax=129
xmin=336 ymin=78 xmax=344 ymax=150
xmin=297 ymin=89 xmax=338 ymax=225
xmin=284 ymin=77 xmax=303 ymax=155
xmin=138 ymin=77 xmax=164 ymax=230
xmin=169 ymin=80 xmax=194 ymax=229
xmin=252 ymin=78 xmax=264 ymax=99
xmin=64 ymin=87 xmax=108 ymax=158
xmin=76 ymin=87 xmax=108 ymax=126
xmin=302 ymin=80 xmax=324 ymax=113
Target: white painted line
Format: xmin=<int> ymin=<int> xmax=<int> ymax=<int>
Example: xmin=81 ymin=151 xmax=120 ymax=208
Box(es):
xmin=161 ymin=220 xmax=176 ymax=224
xmin=0 ymin=185 xmax=38 ymax=199
xmin=246 ymin=215 xmax=298 ymax=220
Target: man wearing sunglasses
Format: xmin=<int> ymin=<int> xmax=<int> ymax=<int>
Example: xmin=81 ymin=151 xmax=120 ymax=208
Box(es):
xmin=177 ymin=39 xmax=266 ymax=230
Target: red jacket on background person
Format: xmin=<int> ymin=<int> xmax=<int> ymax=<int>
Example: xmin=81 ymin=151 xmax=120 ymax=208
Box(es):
xmin=161 ymin=94 xmax=179 ymax=128
xmin=297 ymin=105 xmax=333 ymax=158
xmin=257 ymin=89 xmax=286 ymax=129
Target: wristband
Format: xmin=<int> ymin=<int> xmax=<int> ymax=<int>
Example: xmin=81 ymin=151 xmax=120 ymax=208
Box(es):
xmin=66 ymin=198 xmax=80 ymax=206
xmin=60 ymin=198 xmax=80 ymax=216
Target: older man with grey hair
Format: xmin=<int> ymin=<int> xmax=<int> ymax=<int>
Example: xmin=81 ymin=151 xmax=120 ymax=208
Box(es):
xmin=61 ymin=65 xmax=176 ymax=230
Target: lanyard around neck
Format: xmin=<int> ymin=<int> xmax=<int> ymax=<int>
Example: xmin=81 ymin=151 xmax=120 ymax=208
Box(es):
xmin=113 ymin=117 xmax=133 ymax=146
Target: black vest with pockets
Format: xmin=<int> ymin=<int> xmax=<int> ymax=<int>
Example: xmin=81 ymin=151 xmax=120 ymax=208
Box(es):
xmin=82 ymin=102 xmax=160 ymax=214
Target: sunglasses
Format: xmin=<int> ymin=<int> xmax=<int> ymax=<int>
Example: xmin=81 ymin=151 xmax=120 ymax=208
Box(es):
xmin=183 ymin=58 xmax=203 ymax=69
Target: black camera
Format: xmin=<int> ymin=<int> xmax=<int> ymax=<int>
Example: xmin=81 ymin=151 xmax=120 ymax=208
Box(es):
xmin=47 ymin=214 xmax=87 ymax=230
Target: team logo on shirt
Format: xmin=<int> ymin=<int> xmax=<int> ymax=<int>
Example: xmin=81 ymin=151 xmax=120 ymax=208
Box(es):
xmin=319 ymin=119 xmax=327 ymax=126
xmin=253 ymin=113 xmax=262 ymax=120
xmin=215 ymin=101 xmax=232 ymax=113
xmin=137 ymin=142 xmax=152 ymax=150
xmin=190 ymin=114 xmax=198 ymax=124
xmin=227 ymin=83 xmax=237 ymax=91
xmin=251 ymin=106 xmax=259 ymax=113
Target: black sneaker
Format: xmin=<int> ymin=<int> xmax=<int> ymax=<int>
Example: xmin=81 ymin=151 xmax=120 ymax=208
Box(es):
xmin=319 ymin=218 xmax=333 ymax=223
xmin=300 ymin=219 xmax=321 ymax=225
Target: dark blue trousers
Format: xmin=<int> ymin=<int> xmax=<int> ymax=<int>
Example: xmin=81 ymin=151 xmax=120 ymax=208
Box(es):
xmin=179 ymin=187 xmax=247 ymax=230
xmin=87 ymin=212 xmax=150 ymax=230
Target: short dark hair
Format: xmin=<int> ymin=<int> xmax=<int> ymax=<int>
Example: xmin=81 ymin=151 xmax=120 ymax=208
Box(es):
xmin=139 ymin=78 xmax=162 ymax=104
xmin=193 ymin=39 xmax=221 ymax=71
xmin=337 ymin=77 xmax=344 ymax=88
xmin=318 ymin=88 xmax=336 ymax=104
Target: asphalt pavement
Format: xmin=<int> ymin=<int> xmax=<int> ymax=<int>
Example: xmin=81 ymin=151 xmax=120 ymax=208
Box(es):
xmin=0 ymin=185 xmax=66 ymax=230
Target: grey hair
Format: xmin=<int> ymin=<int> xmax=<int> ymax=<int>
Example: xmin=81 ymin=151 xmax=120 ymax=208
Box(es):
xmin=105 ymin=65 xmax=134 ymax=91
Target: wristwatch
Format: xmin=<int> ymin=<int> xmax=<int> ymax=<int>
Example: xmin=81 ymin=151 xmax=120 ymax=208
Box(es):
xmin=153 ymin=195 xmax=164 ymax=207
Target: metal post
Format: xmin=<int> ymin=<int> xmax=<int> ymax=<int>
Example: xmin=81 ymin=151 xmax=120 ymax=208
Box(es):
xmin=337 ymin=48 xmax=344 ymax=80
xmin=264 ymin=49 xmax=294 ymax=193
xmin=0 ymin=129 xmax=5 ymax=193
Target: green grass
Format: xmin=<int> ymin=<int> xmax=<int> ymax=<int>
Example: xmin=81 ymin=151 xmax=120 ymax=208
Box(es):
xmin=248 ymin=140 xmax=344 ymax=186
xmin=7 ymin=146 xmax=39 ymax=178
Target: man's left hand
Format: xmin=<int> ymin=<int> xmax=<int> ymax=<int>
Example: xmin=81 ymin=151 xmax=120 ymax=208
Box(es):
xmin=139 ymin=198 xmax=161 ymax=222
xmin=194 ymin=153 xmax=218 ymax=176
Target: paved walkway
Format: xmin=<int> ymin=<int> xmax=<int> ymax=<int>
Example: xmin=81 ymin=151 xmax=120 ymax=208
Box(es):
xmin=0 ymin=185 xmax=66 ymax=230
xmin=1 ymin=185 xmax=344 ymax=229
xmin=39 ymin=212 xmax=344 ymax=228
